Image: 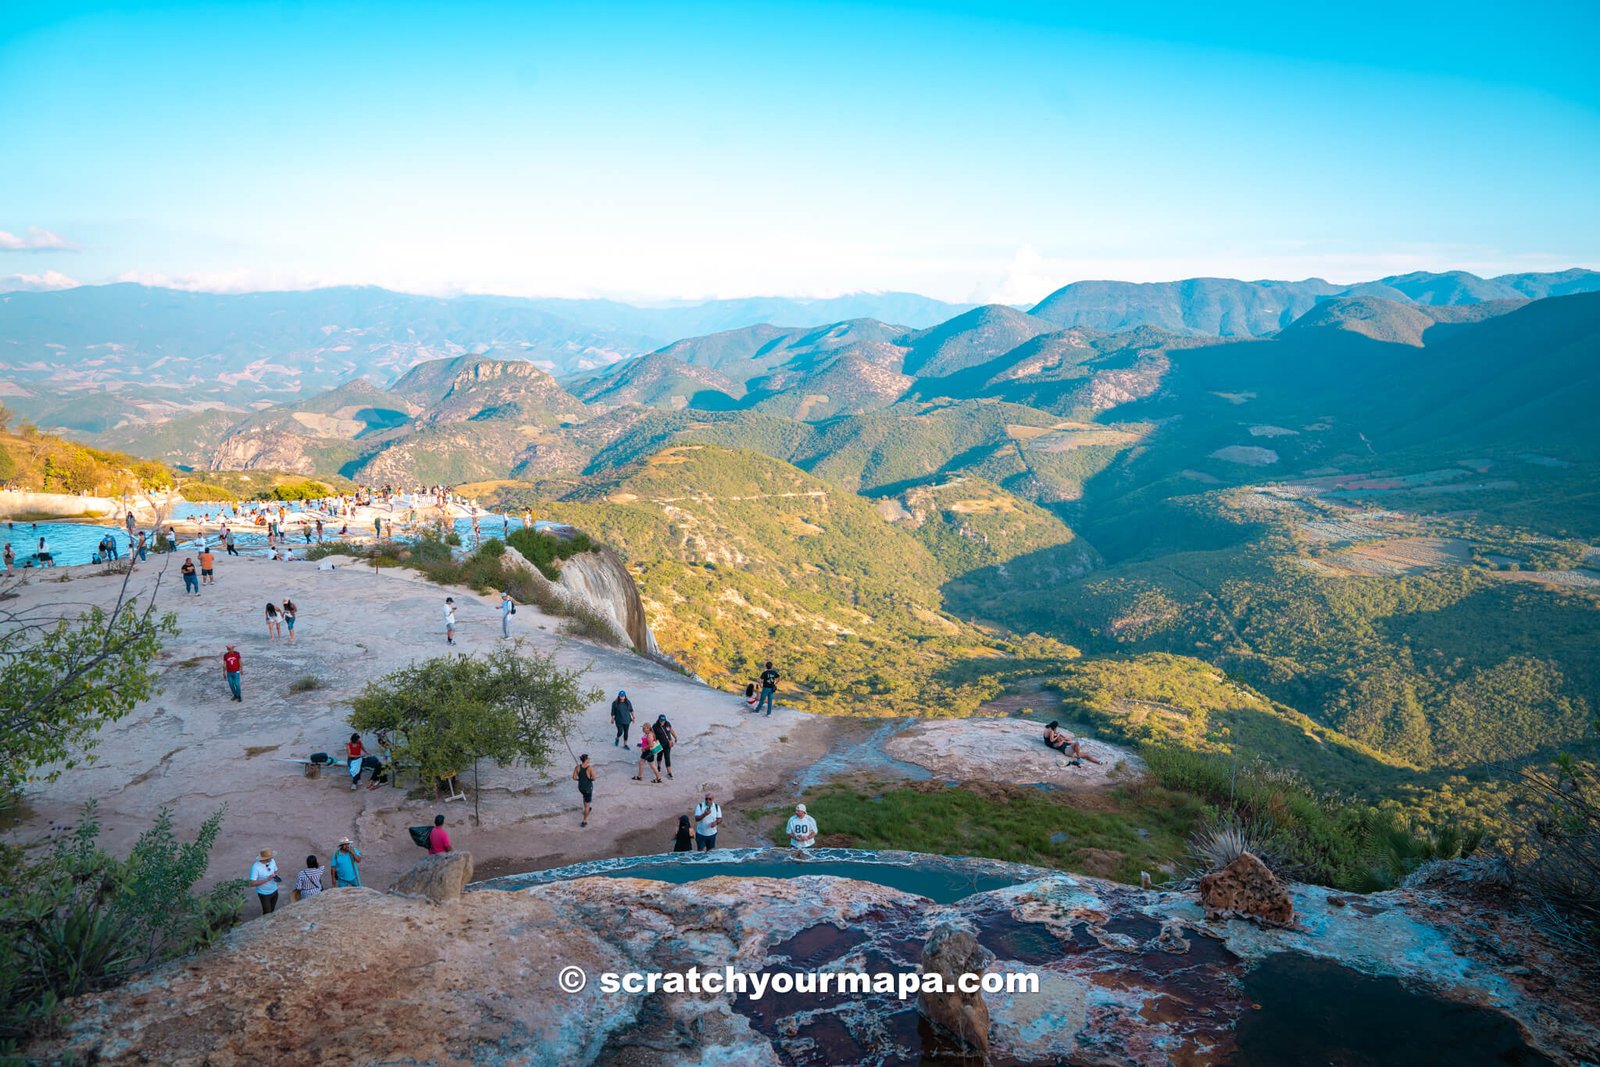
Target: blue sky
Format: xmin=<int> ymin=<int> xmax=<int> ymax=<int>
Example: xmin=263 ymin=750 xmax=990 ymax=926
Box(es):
xmin=2 ymin=0 xmax=1597 ymax=302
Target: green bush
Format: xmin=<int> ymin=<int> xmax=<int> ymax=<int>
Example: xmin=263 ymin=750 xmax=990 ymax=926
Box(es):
xmin=180 ymin=482 xmax=239 ymax=503
xmin=562 ymin=601 xmax=623 ymax=646
xmin=288 ymin=675 xmax=323 ymax=693
xmin=0 ymin=804 xmax=242 ymax=1046
xmin=506 ymin=527 xmax=596 ymax=581
xmin=1141 ymin=745 xmax=1478 ymax=890
xmin=304 ymin=542 xmax=365 ymax=562
xmin=267 ymin=480 xmax=331 ymax=502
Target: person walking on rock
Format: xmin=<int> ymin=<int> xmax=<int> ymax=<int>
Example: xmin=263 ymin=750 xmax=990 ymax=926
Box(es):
xmin=331 ymin=838 xmax=362 ymax=887
xmin=634 ymin=723 xmax=664 ymax=783
xmin=198 ymin=546 xmax=215 ymax=586
xmin=694 ymin=793 xmax=722 ymax=851
xmin=500 ymin=590 xmax=515 ymax=639
xmin=249 ymin=848 xmax=282 ymax=914
xmin=572 ymin=753 xmax=596 ymax=827
xmin=264 ymin=602 xmax=281 ymax=639
xmin=444 ymin=597 xmax=457 ymax=645
xmin=222 ymin=643 xmax=243 ymax=702
xmin=294 ymin=855 xmax=325 ymax=900
xmin=181 ymin=557 xmax=200 ymax=596
xmin=136 ymin=530 xmax=148 ymax=561
xmin=786 ymin=803 xmax=818 ymax=849
xmin=673 ymin=814 xmax=693 ymax=852
xmin=610 ymin=690 xmax=634 ymax=746
xmin=282 ymin=597 xmax=297 ymax=643
xmin=653 ymin=714 xmax=678 ymax=780
xmin=756 ymin=661 xmax=780 ymax=716
xmin=3 ymin=542 xmax=12 ymax=574
xmin=427 ymin=814 xmax=452 ymax=854
xmin=224 ymin=528 xmax=237 ymax=556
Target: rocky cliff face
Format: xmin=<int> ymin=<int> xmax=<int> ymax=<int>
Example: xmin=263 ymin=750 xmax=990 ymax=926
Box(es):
xmin=35 ymin=853 xmax=1597 ymax=1066
xmin=554 ymin=543 xmax=663 ymax=657
xmin=502 ymin=534 xmax=665 ymax=659
xmin=205 ymin=429 xmax=318 ymax=473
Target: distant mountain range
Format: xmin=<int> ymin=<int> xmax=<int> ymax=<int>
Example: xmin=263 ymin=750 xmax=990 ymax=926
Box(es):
xmin=1027 ymin=268 xmax=1600 ymax=336
xmin=0 ymin=284 xmax=970 ymax=434
xmin=3 ymin=270 xmax=1596 ymax=445
xmin=7 ymin=274 xmax=1598 ymax=783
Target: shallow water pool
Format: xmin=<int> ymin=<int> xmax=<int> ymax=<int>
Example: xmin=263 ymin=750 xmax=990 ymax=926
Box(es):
xmin=473 ymin=848 xmax=1037 ymax=904
xmin=1236 ymin=953 xmax=1554 ymax=1066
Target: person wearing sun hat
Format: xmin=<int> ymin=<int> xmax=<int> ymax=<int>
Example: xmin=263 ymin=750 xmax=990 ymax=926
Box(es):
xmin=331 ymin=837 xmax=362 ymax=887
xmin=249 ymin=848 xmax=282 ymax=914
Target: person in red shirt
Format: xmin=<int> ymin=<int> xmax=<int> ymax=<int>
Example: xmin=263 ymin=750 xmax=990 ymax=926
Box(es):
xmin=222 ymin=644 xmax=242 ymax=702
xmin=428 ymin=814 xmax=452 ymax=854
xmin=345 ymin=733 xmax=364 ymax=791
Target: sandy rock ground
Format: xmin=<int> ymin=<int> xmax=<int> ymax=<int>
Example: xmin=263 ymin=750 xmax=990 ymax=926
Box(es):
xmin=2 ymin=552 xmax=835 ymax=892
xmin=883 ymin=718 xmax=1142 ymax=789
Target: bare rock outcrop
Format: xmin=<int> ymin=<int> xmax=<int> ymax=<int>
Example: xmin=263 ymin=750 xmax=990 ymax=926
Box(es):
xmin=917 ymin=923 xmax=993 ymax=1056
xmin=34 ymin=859 xmax=1596 ymax=1066
xmin=1198 ymin=852 xmax=1295 ymax=926
xmin=391 ymin=851 xmax=474 ymax=902
xmin=502 ymin=531 xmax=665 ymax=657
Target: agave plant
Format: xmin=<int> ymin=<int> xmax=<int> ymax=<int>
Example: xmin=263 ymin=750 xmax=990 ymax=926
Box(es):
xmin=1181 ymin=813 xmax=1284 ymax=881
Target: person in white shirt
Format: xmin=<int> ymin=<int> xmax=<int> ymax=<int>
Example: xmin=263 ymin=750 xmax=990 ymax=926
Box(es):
xmin=693 ymin=793 xmax=722 ymax=851
xmin=444 ymin=597 xmax=457 ymax=645
xmin=785 ymin=803 xmax=818 ymax=849
xmin=249 ymin=848 xmax=281 ymax=914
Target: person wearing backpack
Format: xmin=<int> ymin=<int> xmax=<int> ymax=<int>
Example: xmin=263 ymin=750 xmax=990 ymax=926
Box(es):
xmin=427 ymin=814 xmax=452 ymax=854
xmin=653 ymin=714 xmax=678 ymax=780
xmin=293 ymin=855 xmax=325 ymax=900
xmin=500 ymin=590 xmax=516 ymax=639
xmin=756 ymin=661 xmax=780 ymax=716
xmin=693 ymin=793 xmax=722 ymax=851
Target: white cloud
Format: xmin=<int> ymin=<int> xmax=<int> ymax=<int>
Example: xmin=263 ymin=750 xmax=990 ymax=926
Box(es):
xmin=0 ymin=270 xmax=82 ymax=291
xmin=108 ymin=268 xmax=351 ymax=292
xmin=0 ymin=228 xmax=79 ymax=253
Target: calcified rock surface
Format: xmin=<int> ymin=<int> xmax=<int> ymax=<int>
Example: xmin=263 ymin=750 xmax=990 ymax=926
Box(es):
xmin=502 ymin=534 xmax=666 ymax=658
xmin=36 ymin=855 xmax=1596 ymax=1066
xmin=883 ymin=717 xmax=1143 ymax=789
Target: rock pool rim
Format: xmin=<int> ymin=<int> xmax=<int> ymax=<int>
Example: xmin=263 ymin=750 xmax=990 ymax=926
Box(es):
xmin=470 ymin=847 xmax=1055 ymax=903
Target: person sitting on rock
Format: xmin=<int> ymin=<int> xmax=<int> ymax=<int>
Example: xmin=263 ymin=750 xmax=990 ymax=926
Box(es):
xmin=359 ymin=753 xmax=388 ymax=790
xmin=1044 ymin=721 xmax=1102 ymax=766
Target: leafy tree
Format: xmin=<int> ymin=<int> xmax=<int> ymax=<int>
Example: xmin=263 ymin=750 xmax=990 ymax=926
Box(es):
xmin=0 ymin=572 xmax=178 ymax=789
xmin=267 ymin=480 xmax=332 ymax=501
xmin=348 ymin=645 xmax=600 ymax=806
